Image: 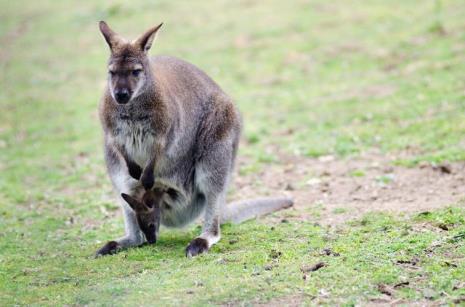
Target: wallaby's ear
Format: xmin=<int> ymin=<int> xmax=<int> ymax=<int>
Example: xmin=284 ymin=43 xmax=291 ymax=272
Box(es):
xmin=134 ymin=23 xmax=163 ymax=53
xmin=144 ymin=199 xmax=154 ymax=209
xmin=99 ymin=21 xmax=124 ymax=51
xmin=121 ymin=193 xmax=147 ymax=212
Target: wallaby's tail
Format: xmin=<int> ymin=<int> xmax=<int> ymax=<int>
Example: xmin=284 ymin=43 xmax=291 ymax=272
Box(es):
xmin=222 ymin=197 xmax=293 ymax=224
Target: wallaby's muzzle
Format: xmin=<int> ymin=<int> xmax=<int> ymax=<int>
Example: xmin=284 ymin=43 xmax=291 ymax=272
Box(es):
xmin=146 ymin=234 xmax=157 ymax=244
xmin=115 ymin=89 xmax=131 ymax=104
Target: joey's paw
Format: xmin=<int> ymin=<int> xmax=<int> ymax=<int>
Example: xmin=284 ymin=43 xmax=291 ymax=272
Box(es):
xmin=185 ymin=238 xmax=209 ymax=257
xmin=141 ymin=171 xmax=154 ymax=190
xmin=95 ymin=241 xmax=121 ymax=257
xmin=127 ymin=162 xmax=142 ymax=180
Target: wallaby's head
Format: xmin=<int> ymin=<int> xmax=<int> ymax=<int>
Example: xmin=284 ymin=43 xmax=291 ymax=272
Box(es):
xmin=121 ymin=189 xmax=163 ymax=244
xmin=99 ymin=21 xmax=163 ymax=105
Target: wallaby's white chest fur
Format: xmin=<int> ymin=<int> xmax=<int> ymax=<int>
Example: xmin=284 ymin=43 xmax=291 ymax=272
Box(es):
xmin=114 ymin=119 xmax=155 ymax=167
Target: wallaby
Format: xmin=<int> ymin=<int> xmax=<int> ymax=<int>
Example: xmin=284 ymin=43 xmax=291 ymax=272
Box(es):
xmin=96 ymin=21 xmax=293 ymax=257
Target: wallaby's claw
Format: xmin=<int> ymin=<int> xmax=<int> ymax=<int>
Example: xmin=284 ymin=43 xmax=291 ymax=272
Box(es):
xmin=95 ymin=241 xmax=121 ymax=257
xmin=185 ymin=238 xmax=209 ymax=258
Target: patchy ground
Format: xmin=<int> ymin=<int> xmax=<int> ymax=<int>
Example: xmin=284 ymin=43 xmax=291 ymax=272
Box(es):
xmin=235 ymin=151 xmax=465 ymax=225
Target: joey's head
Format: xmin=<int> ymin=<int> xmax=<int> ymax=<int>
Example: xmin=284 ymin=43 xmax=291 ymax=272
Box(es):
xmin=121 ymin=189 xmax=163 ymax=244
xmin=99 ymin=21 xmax=163 ymax=105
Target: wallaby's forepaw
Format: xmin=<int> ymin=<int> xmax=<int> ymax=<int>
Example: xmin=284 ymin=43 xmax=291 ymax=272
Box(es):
xmin=141 ymin=170 xmax=154 ymax=190
xmin=185 ymin=238 xmax=209 ymax=257
xmin=127 ymin=162 xmax=143 ymax=180
xmin=95 ymin=241 xmax=121 ymax=257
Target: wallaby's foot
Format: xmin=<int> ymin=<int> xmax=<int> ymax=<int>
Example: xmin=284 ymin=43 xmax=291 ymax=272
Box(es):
xmin=95 ymin=241 xmax=121 ymax=257
xmin=185 ymin=238 xmax=209 ymax=257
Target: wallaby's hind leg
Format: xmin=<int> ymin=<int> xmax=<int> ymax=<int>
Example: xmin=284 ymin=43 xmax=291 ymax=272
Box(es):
xmin=185 ymin=192 xmax=224 ymax=257
xmin=96 ymin=145 xmax=145 ymax=256
xmin=186 ymin=140 xmax=232 ymax=257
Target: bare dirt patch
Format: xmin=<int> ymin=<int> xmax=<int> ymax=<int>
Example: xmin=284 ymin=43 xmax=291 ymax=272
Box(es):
xmin=233 ymin=151 xmax=465 ymax=225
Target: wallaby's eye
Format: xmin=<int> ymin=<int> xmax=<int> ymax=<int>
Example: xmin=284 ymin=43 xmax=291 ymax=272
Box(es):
xmin=132 ymin=69 xmax=142 ymax=77
xmin=148 ymin=223 xmax=155 ymax=229
xmin=109 ymin=71 xmax=115 ymax=77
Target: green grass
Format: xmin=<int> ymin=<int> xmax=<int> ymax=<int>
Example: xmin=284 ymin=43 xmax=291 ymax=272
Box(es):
xmin=1 ymin=207 xmax=464 ymax=305
xmin=1 ymin=0 xmax=465 ymax=305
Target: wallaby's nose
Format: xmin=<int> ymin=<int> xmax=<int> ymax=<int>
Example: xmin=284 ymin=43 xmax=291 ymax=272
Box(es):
xmin=115 ymin=89 xmax=130 ymax=104
xmin=147 ymin=236 xmax=156 ymax=244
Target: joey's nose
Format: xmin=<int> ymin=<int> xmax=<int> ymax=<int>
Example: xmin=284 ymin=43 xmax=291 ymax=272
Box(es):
xmin=147 ymin=236 xmax=156 ymax=244
xmin=115 ymin=90 xmax=130 ymax=104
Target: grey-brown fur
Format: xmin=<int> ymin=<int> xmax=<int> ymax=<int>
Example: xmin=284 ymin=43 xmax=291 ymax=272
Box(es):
xmin=96 ymin=21 xmax=292 ymax=257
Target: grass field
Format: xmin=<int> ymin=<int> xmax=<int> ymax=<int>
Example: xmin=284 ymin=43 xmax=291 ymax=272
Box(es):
xmin=1 ymin=0 xmax=465 ymax=305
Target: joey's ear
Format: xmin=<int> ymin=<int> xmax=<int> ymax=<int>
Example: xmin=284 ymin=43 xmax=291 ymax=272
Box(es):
xmin=142 ymin=191 xmax=157 ymax=209
xmin=144 ymin=199 xmax=154 ymax=209
xmin=133 ymin=23 xmax=163 ymax=53
xmin=99 ymin=21 xmax=124 ymax=51
xmin=121 ymin=193 xmax=147 ymax=212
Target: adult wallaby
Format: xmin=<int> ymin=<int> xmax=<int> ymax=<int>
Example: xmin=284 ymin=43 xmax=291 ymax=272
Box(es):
xmin=96 ymin=21 xmax=293 ymax=257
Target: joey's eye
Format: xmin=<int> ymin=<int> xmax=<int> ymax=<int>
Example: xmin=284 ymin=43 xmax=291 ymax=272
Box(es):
xmin=132 ymin=69 xmax=142 ymax=77
xmin=109 ymin=71 xmax=115 ymax=76
xmin=148 ymin=223 xmax=155 ymax=229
